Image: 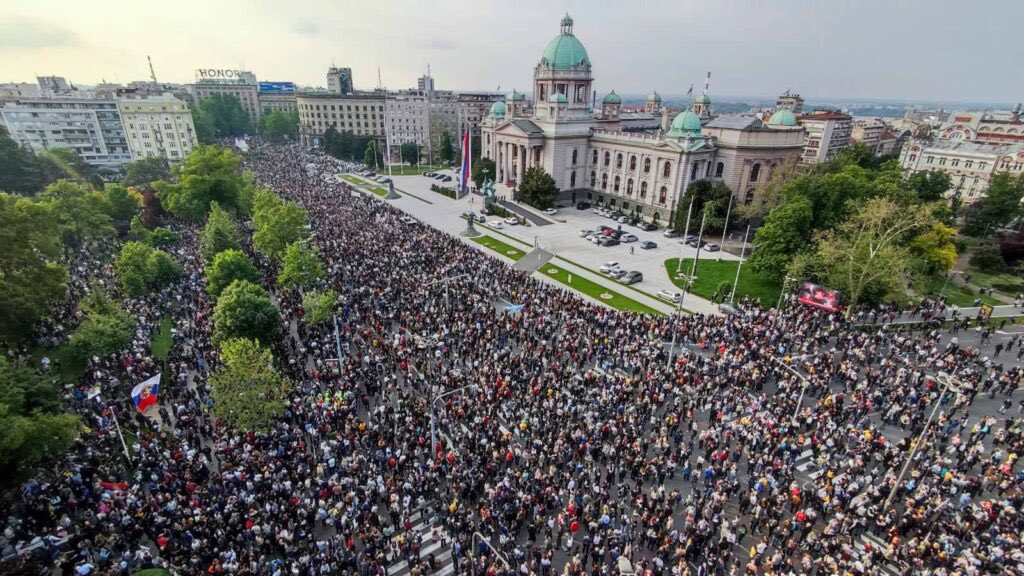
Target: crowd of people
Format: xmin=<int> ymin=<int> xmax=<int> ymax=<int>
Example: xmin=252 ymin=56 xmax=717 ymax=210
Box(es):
xmin=2 ymin=142 xmax=1022 ymax=576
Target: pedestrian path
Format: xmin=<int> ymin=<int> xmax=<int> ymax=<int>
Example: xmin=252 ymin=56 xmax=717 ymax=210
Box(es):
xmin=384 ymin=509 xmax=455 ymax=576
xmin=513 ymin=248 xmax=554 ymax=274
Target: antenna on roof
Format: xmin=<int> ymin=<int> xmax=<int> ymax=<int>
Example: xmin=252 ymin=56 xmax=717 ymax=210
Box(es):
xmin=148 ymin=55 xmax=158 ymax=83
xmin=427 ymin=63 xmax=431 ymax=77
xmin=377 ymin=66 xmax=383 ymax=90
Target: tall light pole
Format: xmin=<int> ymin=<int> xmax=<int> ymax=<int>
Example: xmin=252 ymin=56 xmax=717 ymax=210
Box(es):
xmin=675 ymin=197 xmax=695 ymax=274
xmin=430 ymin=383 xmax=476 ymax=455
xmin=472 ymin=532 xmax=511 ymax=572
xmin=772 ymin=356 xmax=810 ymax=424
xmin=667 ymin=210 xmax=707 ymax=368
xmin=720 ymin=192 xmax=735 ymax=249
xmin=729 ymin=224 xmax=751 ymax=303
xmin=883 ymin=371 xmax=963 ymax=512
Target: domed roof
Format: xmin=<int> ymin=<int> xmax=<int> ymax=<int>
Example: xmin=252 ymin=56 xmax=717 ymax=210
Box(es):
xmin=508 ymin=89 xmax=526 ymax=102
xmin=602 ymin=90 xmax=621 ymax=105
xmin=694 ymin=93 xmax=711 ymax=104
xmin=667 ymin=109 xmax=703 ymax=137
xmin=647 ymin=91 xmax=662 ymax=103
xmin=541 ymin=14 xmax=591 ymax=70
xmin=548 ymin=92 xmax=568 ymax=104
xmin=767 ymin=109 xmax=797 ymax=127
xmin=488 ymin=100 xmax=507 ymax=118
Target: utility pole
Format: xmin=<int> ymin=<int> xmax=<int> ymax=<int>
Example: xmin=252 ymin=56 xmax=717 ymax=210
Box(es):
xmin=675 ymin=197 xmax=695 ymax=274
xmin=729 ymin=224 xmax=751 ymax=303
xmin=720 ymin=192 xmax=734 ymax=249
xmin=666 ymin=210 xmax=707 ymax=368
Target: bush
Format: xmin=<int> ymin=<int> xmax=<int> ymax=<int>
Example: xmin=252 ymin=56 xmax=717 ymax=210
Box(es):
xmin=430 ymin=184 xmax=458 ymax=199
xmin=486 ymin=204 xmax=510 ymax=219
xmin=115 ymin=241 xmax=182 ymax=298
xmin=970 ymin=241 xmax=1007 ymax=273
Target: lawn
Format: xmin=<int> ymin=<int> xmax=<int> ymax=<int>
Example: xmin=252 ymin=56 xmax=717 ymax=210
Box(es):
xmin=340 ymin=174 xmax=391 ymax=198
xmin=471 ymin=235 xmax=526 ymax=261
xmin=963 ymin=270 xmax=1024 ymax=296
xmin=922 ymin=276 xmax=1002 ymax=307
xmin=664 ymin=258 xmax=782 ymax=307
xmin=31 ymin=343 xmax=86 ymax=385
xmin=151 ymin=315 xmax=173 ymax=363
xmin=540 ymin=264 xmax=663 ymax=315
xmin=383 ymin=164 xmax=445 ymax=176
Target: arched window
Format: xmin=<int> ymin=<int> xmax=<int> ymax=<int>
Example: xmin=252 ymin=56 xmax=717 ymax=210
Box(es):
xmin=486 ymin=134 xmax=491 ymax=145
xmin=616 ymin=154 xmax=623 ymax=168
xmin=601 ymin=173 xmax=608 ymax=189
xmin=604 ymin=151 xmax=610 ymax=167
xmin=662 ymin=162 xmax=671 ymax=178
xmin=750 ymin=163 xmax=761 ymax=183
xmin=745 ymin=188 xmax=755 ymax=204
xmin=658 ymin=186 xmax=667 ymax=205
xmin=640 ymin=182 xmax=648 ymax=198
xmin=629 ymin=156 xmax=637 ymax=170
xmin=592 ymin=149 xmax=598 ymax=164
xmin=626 ymin=179 xmax=634 ymax=195
xmin=643 ymin=158 xmax=651 ymax=173
xmin=570 ymin=171 xmax=576 ymax=187
xmin=590 ymin=171 xmax=596 ymax=187
xmin=571 ymin=149 xmax=578 ymax=165
xmin=715 ymin=162 xmax=724 ymax=178
xmin=613 ymin=175 xmax=621 ymax=192
xmin=691 ymin=162 xmax=699 ymax=180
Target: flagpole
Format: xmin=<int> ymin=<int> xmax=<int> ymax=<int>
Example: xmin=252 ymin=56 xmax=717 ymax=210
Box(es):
xmin=109 ymin=404 xmax=133 ymax=463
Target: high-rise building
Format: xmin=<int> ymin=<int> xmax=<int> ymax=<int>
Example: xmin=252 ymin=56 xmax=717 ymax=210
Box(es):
xmin=797 ymin=110 xmax=852 ymax=163
xmin=327 ymin=67 xmax=354 ymax=95
xmin=116 ymin=93 xmax=198 ymax=162
xmin=386 ymin=90 xmax=429 ymax=148
xmin=37 ymin=76 xmax=71 ymax=94
xmin=296 ymin=92 xmax=385 ymax=146
xmin=193 ymin=70 xmax=260 ymax=125
xmin=0 ymin=95 xmax=131 ymax=168
xmin=417 ymin=74 xmax=435 ymax=94
xmin=776 ymin=90 xmax=804 ymax=114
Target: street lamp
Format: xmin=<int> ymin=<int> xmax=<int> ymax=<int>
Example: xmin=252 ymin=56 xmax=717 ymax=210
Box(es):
xmin=882 ymin=370 xmax=963 ymax=512
xmin=430 ymin=383 xmax=475 ymax=456
xmin=666 ymin=273 xmax=696 ymax=369
xmin=772 ymin=356 xmax=810 ymax=424
xmin=472 ymin=531 xmax=511 ymax=573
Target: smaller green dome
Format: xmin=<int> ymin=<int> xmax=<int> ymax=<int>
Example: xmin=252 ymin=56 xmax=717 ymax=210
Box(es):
xmin=549 ymin=92 xmax=568 ymax=104
xmin=667 ymin=109 xmax=703 ymax=138
xmin=647 ymin=91 xmax=662 ymax=102
xmin=694 ymin=93 xmax=711 ymax=104
xmin=602 ymin=90 xmax=621 ymax=105
xmin=508 ymin=89 xmax=525 ymax=102
xmin=488 ymin=100 xmax=507 ymax=118
xmin=767 ymin=109 xmax=797 ymax=127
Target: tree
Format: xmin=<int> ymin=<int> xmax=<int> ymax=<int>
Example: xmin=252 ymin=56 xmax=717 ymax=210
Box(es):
xmin=197 ymin=94 xmax=252 ymax=138
xmin=909 ymin=170 xmax=952 ymax=203
xmin=470 ymin=134 xmax=481 ymax=161
xmin=302 ymin=290 xmax=338 ymax=325
xmin=37 ymin=148 xmax=101 ymax=190
xmin=103 ymin=184 xmax=142 ymax=224
xmin=154 ymin=145 xmax=244 ymax=219
xmin=253 ymin=199 xmax=309 ymax=262
xmin=965 ymin=173 xmax=1024 ymax=236
xmin=677 ymin=179 xmax=733 ymax=234
xmin=749 ymin=196 xmax=815 ymax=281
xmin=970 ymin=240 xmax=1007 ymax=272
xmin=200 ymin=202 xmax=242 ymax=262
xmin=192 ymin=106 xmax=217 ymax=144
xmin=364 ymin=140 xmax=381 ymax=169
xmin=212 ymin=280 xmax=280 ymax=344
xmin=519 ymin=165 xmax=559 ymax=209
xmin=0 ymin=124 xmax=46 ymax=195
xmin=147 ymin=249 xmax=183 ymax=290
xmin=258 ymin=110 xmax=299 ymax=142
xmin=115 ymin=241 xmax=181 ymax=298
xmin=0 ymin=194 xmax=67 ymax=342
xmin=123 ymin=157 xmax=170 ymax=188
xmin=400 ymin=142 xmax=420 ymax=166
xmin=148 ymin=227 xmax=180 ymax=248
xmin=210 ymin=338 xmax=290 ymax=431
xmin=0 ymin=357 xmax=62 ymax=415
xmin=38 ymin=180 xmax=115 ymax=245
xmin=206 ymin=249 xmax=261 ymax=297
xmin=0 ymin=400 xmax=79 ymax=485
xmin=278 ymin=241 xmax=324 ymax=290
xmin=813 ymin=197 xmax=935 ymax=310
xmin=736 ymin=158 xmax=800 ymax=220
xmin=472 ymin=157 xmax=496 ymax=189
xmin=439 ymin=130 xmax=454 ymax=165
xmin=68 ymin=301 xmax=137 ymax=360
xmin=910 ymin=222 xmax=958 ymax=275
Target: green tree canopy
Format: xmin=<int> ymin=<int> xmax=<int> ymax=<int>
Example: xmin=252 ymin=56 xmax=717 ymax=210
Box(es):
xmin=909 ymin=170 xmax=952 ymax=203
xmin=364 ymin=140 xmax=381 ymax=169
xmin=302 ymin=290 xmax=337 ymax=325
xmin=676 ymin=179 xmax=733 ymax=234
xmin=910 ymin=222 xmax=958 ymax=275
xmin=519 ymin=165 xmax=559 ymax=209
xmin=735 ymin=158 xmax=800 ymax=221
xmin=970 ymin=240 xmax=1007 ymax=272
xmin=211 ymin=338 xmax=290 ymax=431
xmin=0 ymin=357 xmax=62 ymax=416
xmin=103 ymin=184 xmax=143 ymax=224
xmin=192 ymin=106 xmax=217 ymax=144
xmin=278 ymin=241 xmax=324 ymax=290
xmin=0 ymin=194 xmax=67 ymax=342
xmin=206 ymin=249 xmax=262 ymax=297
xmin=198 ymin=94 xmax=252 ymax=138
xmin=68 ymin=296 xmax=137 ymax=360
xmin=472 ymin=157 xmax=496 ymax=189
xmin=322 ymin=127 xmax=374 ymax=162
xmin=148 ymin=227 xmax=180 ymax=248
xmin=37 ymin=148 xmax=103 ymax=191
xmin=212 ymin=280 xmax=280 ymax=344
xmin=115 ymin=241 xmax=182 ymax=298
xmin=0 ymin=402 xmax=80 ymax=486
xmin=439 ymin=130 xmax=454 ymax=165
xmin=258 ymin=110 xmax=299 ymax=142
xmin=748 ymin=195 xmax=814 ymax=281
xmin=964 ymin=173 xmax=1024 ymax=237
xmin=123 ymin=157 xmax=170 ymax=188
xmin=38 ymin=180 xmax=115 ymax=245
xmin=154 ymin=145 xmax=244 ymax=219
xmin=400 ymin=142 xmax=420 ymax=166
xmin=253 ymin=197 xmax=309 ymax=262
xmin=200 ymin=202 xmax=242 ymax=262
xmin=0 ymin=124 xmax=46 ymax=195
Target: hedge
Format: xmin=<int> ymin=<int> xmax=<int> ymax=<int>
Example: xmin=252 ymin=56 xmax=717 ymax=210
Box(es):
xmin=430 ymin=184 xmax=458 ymax=199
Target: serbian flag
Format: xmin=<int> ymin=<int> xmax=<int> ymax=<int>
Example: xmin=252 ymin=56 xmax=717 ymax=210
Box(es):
xmin=100 ymin=481 xmax=128 ymax=492
xmin=460 ymin=130 xmax=471 ymax=193
xmin=131 ymin=373 xmax=161 ymax=412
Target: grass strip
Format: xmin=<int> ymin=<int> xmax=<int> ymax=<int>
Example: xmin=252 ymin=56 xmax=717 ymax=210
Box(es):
xmin=665 ymin=258 xmax=781 ymax=308
xmin=471 ymin=235 xmax=526 ymax=261
xmin=923 ymin=276 xmax=1002 ymax=307
xmin=340 ymin=174 xmax=390 ymax=198
xmin=538 ymin=264 xmax=663 ymax=315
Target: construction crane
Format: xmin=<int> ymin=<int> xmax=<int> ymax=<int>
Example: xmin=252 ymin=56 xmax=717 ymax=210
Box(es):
xmin=147 ymin=56 xmax=158 ymax=83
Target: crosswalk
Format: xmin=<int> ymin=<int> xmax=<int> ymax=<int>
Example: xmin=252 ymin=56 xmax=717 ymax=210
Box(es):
xmin=384 ymin=509 xmax=456 ymax=576
xmin=856 ymin=532 xmax=901 ymax=576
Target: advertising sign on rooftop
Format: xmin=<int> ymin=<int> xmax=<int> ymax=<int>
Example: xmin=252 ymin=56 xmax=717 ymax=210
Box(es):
xmin=259 ymin=81 xmax=296 ymax=93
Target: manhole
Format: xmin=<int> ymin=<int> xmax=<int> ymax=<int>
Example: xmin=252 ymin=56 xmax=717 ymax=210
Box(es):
xmin=547 ymin=268 xmax=559 ymax=274
xmin=600 ymin=293 xmax=614 ymax=300
xmin=507 ymin=250 xmax=518 ymax=255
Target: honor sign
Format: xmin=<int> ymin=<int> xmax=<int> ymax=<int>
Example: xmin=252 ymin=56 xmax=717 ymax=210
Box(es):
xmin=196 ymin=69 xmax=249 ymax=80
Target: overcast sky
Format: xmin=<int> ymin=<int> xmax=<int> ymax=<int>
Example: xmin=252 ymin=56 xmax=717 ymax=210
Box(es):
xmin=1 ymin=0 xmax=1020 ymax=104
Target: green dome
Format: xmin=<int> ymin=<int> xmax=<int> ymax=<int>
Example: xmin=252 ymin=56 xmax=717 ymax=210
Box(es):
xmin=602 ymin=90 xmax=621 ymax=105
xmin=694 ymin=93 xmax=711 ymax=104
xmin=508 ymin=89 xmax=526 ymax=102
xmin=541 ymin=14 xmax=591 ymax=70
xmin=647 ymin=91 xmax=662 ymax=102
xmin=488 ymin=100 xmax=507 ymax=118
xmin=548 ymin=92 xmax=568 ymax=104
xmin=767 ymin=109 xmax=797 ymax=127
xmin=667 ymin=109 xmax=703 ymax=137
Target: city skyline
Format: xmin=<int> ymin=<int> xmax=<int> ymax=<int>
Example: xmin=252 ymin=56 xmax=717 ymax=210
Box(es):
xmin=1 ymin=0 xmax=1021 ymax=104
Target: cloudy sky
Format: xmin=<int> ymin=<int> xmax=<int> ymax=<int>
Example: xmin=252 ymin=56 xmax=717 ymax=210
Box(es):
xmin=1 ymin=0 xmax=1020 ymax=103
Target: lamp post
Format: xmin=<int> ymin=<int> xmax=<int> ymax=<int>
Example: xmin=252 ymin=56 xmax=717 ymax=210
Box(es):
xmin=666 ymin=210 xmax=707 ymax=368
xmin=729 ymin=224 xmax=751 ymax=303
xmin=675 ymin=197 xmax=695 ymax=274
xmin=771 ymin=355 xmax=811 ymax=425
xmin=882 ymin=371 xmax=963 ymax=512
xmin=472 ymin=531 xmax=511 ymax=573
xmin=430 ymin=383 xmax=476 ymax=456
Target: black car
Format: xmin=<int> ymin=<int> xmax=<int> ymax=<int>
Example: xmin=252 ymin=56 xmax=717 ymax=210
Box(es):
xmin=576 ymin=202 xmax=592 ymax=210
xmin=640 ymin=222 xmax=658 ymax=232
xmin=598 ymin=237 xmax=620 ymax=247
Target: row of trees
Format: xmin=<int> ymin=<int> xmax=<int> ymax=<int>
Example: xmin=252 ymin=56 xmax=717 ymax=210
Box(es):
xmin=191 ymin=94 xmax=299 ymax=144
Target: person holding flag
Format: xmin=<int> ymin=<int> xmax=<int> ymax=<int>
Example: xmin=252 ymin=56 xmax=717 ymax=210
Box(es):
xmin=131 ymin=373 xmax=161 ymax=412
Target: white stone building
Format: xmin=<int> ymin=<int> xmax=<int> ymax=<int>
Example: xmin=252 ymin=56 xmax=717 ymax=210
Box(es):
xmin=797 ymin=110 xmax=852 ymax=163
xmin=296 ymin=92 xmax=386 ymax=146
xmin=116 ymin=93 xmax=198 ymax=162
xmin=0 ymin=96 xmax=131 ymax=169
xmin=900 ymin=139 xmax=1024 ymax=201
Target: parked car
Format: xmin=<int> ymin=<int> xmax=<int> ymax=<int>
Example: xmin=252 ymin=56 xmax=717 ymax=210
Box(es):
xmin=503 ymin=217 xmax=518 ymax=225
xmin=488 ymin=220 xmax=503 ymax=228
xmin=440 ymin=175 xmax=453 ymax=182
xmin=639 ymin=240 xmax=657 ymax=249
xmin=619 ymin=271 xmax=643 ymax=285
xmin=433 ymin=174 xmax=446 ymax=180
xmin=380 ymin=177 xmax=392 ymax=184
xmin=617 ymin=216 xmax=630 ymax=224
xmin=596 ymin=225 xmax=611 ymax=232
xmin=608 ymin=268 xmax=628 ymax=279
xmin=576 ymin=202 xmax=591 ymax=210
xmin=704 ymin=242 xmax=721 ymax=252
xmin=719 ymin=302 xmax=746 ymax=317
xmin=598 ymin=237 xmax=620 ymax=247
xmin=599 ymin=261 xmax=620 ymax=274
xmin=656 ymin=289 xmax=682 ymax=304
xmin=589 ymin=235 xmax=601 ymax=244
xmin=544 ymin=208 xmax=558 ymax=215
xmin=663 ymin=230 xmax=680 ymax=238
xmin=579 ymin=229 xmax=594 ymax=237
xmin=423 ymin=172 xmax=436 ymax=177
xmin=366 ymin=171 xmax=377 ymax=177
xmin=621 ymin=234 xmax=638 ymax=243
xmin=640 ymin=222 xmax=658 ymax=232
xmin=399 ymin=216 xmax=416 ymax=225
xmin=685 ymin=237 xmax=704 ymax=247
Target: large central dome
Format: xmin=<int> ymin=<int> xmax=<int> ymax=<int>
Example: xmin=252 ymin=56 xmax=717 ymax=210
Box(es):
xmin=541 ymin=14 xmax=591 ymax=70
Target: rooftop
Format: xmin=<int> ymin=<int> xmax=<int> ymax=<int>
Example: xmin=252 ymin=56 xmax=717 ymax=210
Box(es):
xmin=706 ymin=114 xmax=764 ymax=131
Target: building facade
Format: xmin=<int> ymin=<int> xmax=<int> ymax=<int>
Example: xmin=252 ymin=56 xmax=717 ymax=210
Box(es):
xmin=900 ymin=139 xmax=1024 ymax=201
xmin=0 ymin=96 xmax=131 ymax=169
xmin=193 ymin=71 xmax=260 ymax=125
xmin=386 ymin=90 xmax=429 ymax=148
xmin=797 ymin=110 xmax=852 ymax=163
xmin=257 ymin=82 xmax=297 ymax=115
xmin=116 ymin=93 xmax=198 ymax=162
xmin=935 ymin=105 xmax=1024 ymax=145
xmin=776 ymin=91 xmax=804 ymax=114
xmin=480 ymin=15 xmax=805 ymax=222
xmin=296 ymin=92 xmax=386 ymax=146
xmin=326 ymin=67 xmax=354 ymax=95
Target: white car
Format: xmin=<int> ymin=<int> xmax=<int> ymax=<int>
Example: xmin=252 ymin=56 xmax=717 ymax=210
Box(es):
xmin=544 ymin=208 xmax=558 ymax=215
xmin=599 ymin=261 xmax=621 ymax=274
xmin=488 ymin=220 xmax=503 ymax=228
xmin=579 ymin=229 xmax=594 ymax=237
xmin=621 ymin=234 xmax=638 ymax=243
xmin=504 ymin=217 xmax=518 ymax=225
xmin=656 ymin=289 xmax=682 ymax=303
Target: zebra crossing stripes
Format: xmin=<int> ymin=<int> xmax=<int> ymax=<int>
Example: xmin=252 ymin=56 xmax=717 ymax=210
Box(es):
xmin=856 ymin=532 xmax=901 ymax=576
xmin=384 ymin=509 xmax=455 ymax=576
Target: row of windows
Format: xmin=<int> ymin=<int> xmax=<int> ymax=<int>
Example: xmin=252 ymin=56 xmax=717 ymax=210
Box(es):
xmin=925 ymin=156 xmax=989 ymax=170
xmin=301 ymin=103 xmax=380 ymax=112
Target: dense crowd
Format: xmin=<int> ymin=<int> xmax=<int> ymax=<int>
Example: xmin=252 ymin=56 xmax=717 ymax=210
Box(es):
xmin=2 ymin=143 xmax=1022 ymax=576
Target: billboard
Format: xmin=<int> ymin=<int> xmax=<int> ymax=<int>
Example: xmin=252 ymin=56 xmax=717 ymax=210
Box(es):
xmin=259 ymin=81 xmax=296 ymax=93
xmin=797 ymin=282 xmax=842 ymax=313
